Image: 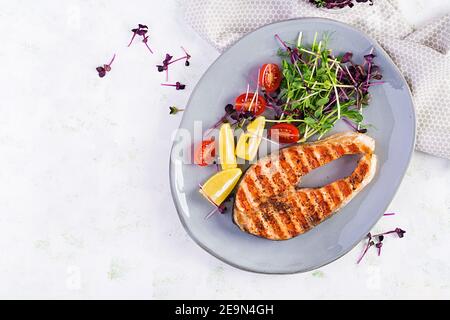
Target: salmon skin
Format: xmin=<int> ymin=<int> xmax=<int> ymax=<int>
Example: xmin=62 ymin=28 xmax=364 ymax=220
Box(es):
xmin=233 ymin=132 xmax=377 ymax=240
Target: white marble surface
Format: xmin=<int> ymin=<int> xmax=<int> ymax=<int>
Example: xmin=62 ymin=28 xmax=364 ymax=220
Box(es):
xmin=0 ymin=0 xmax=449 ymax=299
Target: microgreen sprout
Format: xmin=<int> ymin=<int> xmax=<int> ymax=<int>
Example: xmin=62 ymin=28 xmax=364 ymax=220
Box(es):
xmin=199 ymin=183 xmax=228 ymax=219
xmin=181 ymin=46 xmax=192 ymax=66
xmin=161 ymin=82 xmax=186 ymax=90
xmin=357 ymin=222 xmax=406 ymax=264
xmin=169 ymin=106 xmax=184 ymax=115
xmin=357 ymin=233 xmax=374 ymax=264
xmin=203 ymin=104 xmax=254 ymax=137
xmin=157 ymin=54 xmax=173 ymax=81
xmin=96 ymin=54 xmax=116 ymax=78
xmin=157 ymin=48 xmax=191 ymax=81
xmin=272 ymin=33 xmax=381 ymax=141
xmin=128 ymin=24 xmax=153 ymax=53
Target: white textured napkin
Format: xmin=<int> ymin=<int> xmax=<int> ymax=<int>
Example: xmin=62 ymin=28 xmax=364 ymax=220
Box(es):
xmin=183 ymin=0 xmax=450 ymax=159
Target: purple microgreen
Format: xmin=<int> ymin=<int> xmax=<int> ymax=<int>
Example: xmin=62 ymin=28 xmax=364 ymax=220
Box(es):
xmin=375 ymin=241 xmax=383 ymax=256
xmin=199 ymin=183 xmax=228 ymax=219
xmin=96 ymin=67 xmax=106 ymax=78
xmin=367 ymin=81 xmax=385 ymax=87
xmin=395 ymin=228 xmax=406 ymax=238
xmin=370 ymin=65 xmax=383 ymax=80
xmin=357 ymin=233 xmax=374 ymax=264
xmin=96 ymin=54 xmax=116 ymax=78
xmin=225 ymin=104 xmax=234 ymax=114
xmin=157 ymin=48 xmax=191 ymax=81
xmin=181 ymin=46 xmax=191 ymax=66
xmin=358 ymin=227 xmax=406 ymax=263
xmin=161 ymin=82 xmax=186 ymax=90
xmin=275 ymin=34 xmax=302 ymax=64
xmin=383 ymin=212 xmax=396 ymax=216
xmin=142 ymin=35 xmax=153 ymax=54
xmin=342 ymin=117 xmax=367 ymax=133
xmin=128 ymin=24 xmax=152 ymax=53
xmin=275 ymin=34 xmax=290 ymax=51
xmin=205 ymin=203 xmax=227 ymax=220
xmin=167 ymin=47 xmax=192 ymax=66
xmin=128 ymin=31 xmax=138 ymax=47
xmin=372 ymin=229 xmax=402 ymax=238
xmin=365 ymin=50 xmax=374 ymax=89
xmin=364 ymin=53 xmax=375 ymax=63
xmin=341 ymin=52 xmax=353 ymax=63
xmin=169 ymin=106 xmax=184 ymax=115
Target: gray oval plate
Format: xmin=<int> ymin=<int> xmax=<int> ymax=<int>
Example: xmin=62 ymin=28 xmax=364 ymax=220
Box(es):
xmin=169 ymin=18 xmax=415 ymax=274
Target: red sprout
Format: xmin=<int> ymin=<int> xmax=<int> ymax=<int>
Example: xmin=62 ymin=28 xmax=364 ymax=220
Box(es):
xmin=199 ymin=183 xmax=228 ymax=219
xmin=375 ymin=241 xmax=383 ymax=256
xmin=157 ymin=48 xmax=191 ymax=81
xmin=357 ymin=233 xmax=374 ymax=264
xmin=161 ymin=82 xmax=186 ymax=90
xmin=275 ymin=34 xmax=289 ymax=50
xmin=181 ymin=46 xmax=191 ymax=66
xmin=128 ymin=24 xmax=153 ymax=54
xmin=142 ymin=35 xmax=153 ymax=54
xmin=357 ymin=226 xmax=406 ymax=264
xmin=372 ymin=228 xmax=406 ymax=239
xmin=96 ymin=54 xmax=116 ymax=78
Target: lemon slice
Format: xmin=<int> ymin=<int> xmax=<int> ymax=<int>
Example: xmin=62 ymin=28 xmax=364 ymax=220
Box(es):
xmin=199 ymin=168 xmax=242 ymax=206
xmin=236 ymin=116 xmax=266 ymax=161
xmin=219 ymin=123 xmax=237 ymax=170
xmin=246 ymin=116 xmax=266 ymax=134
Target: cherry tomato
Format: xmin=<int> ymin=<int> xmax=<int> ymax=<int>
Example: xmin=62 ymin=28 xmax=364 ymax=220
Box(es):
xmin=194 ymin=139 xmax=216 ymax=166
xmin=258 ymin=63 xmax=282 ymax=93
xmin=235 ymin=93 xmax=267 ymax=116
xmin=268 ymin=123 xmax=300 ymax=144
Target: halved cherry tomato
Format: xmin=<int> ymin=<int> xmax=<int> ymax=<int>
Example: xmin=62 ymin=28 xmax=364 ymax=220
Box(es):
xmin=268 ymin=123 xmax=300 ymax=144
xmin=194 ymin=139 xmax=216 ymax=166
xmin=235 ymin=93 xmax=266 ymax=116
xmin=258 ymin=63 xmax=282 ymax=93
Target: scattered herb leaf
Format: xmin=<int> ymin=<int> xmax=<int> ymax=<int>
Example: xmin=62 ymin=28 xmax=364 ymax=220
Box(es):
xmin=128 ymin=24 xmax=153 ymax=53
xmin=161 ymin=81 xmax=186 ymax=90
xmin=169 ymin=106 xmax=184 ymax=115
xmin=96 ymin=54 xmax=116 ymax=78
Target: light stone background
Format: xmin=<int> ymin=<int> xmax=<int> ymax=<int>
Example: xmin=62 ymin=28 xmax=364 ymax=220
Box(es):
xmin=0 ymin=0 xmax=449 ymax=299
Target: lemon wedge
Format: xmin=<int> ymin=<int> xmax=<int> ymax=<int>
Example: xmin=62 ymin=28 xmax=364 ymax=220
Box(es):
xmin=219 ymin=123 xmax=237 ymax=170
xmin=236 ymin=116 xmax=266 ymax=161
xmin=199 ymin=168 xmax=242 ymax=206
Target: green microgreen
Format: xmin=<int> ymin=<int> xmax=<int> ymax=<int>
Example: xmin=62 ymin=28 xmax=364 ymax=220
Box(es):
xmin=270 ymin=32 xmax=381 ymax=142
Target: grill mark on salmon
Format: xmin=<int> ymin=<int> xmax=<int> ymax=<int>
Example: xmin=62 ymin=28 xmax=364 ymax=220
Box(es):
xmin=254 ymin=165 xmax=275 ymax=196
xmin=288 ymin=148 xmax=309 ymax=176
xmin=233 ymin=132 xmax=377 ymax=240
xmin=332 ymin=144 xmax=346 ymax=158
xmin=237 ymin=184 xmax=270 ymax=238
xmin=313 ymin=189 xmax=331 ymax=219
xmin=337 ymin=180 xmax=352 ymax=198
xmin=278 ymin=154 xmax=298 ymax=184
xmin=285 ymin=196 xmax=308 ymax=233
xmin=259 ymin=199 xmax=287 ymax=239
xmin=302 ymin=146 xmax=320 ymax=170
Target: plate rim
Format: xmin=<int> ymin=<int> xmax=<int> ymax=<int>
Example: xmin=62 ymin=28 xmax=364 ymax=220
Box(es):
xmin=169 ymin=17 xmax=417 ymax=274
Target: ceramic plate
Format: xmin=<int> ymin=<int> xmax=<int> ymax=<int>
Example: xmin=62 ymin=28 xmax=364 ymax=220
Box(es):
xmin=169 ymin=18 xmax=415 ymax=274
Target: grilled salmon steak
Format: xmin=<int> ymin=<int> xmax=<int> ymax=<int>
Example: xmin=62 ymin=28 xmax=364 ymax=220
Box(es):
xmin=233 ymin=132 xmax=377 ymax=240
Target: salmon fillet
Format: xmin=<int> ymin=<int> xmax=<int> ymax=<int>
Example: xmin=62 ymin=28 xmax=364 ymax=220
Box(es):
xmin=233 ymin=132 xmax=377 ymax=240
